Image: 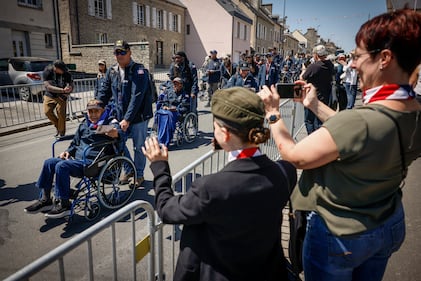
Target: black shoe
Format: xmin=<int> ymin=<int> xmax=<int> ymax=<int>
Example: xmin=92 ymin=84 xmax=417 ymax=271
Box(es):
xmin=45 ymin=200 xmax=71 ymax=219
xmin=24 ymin=199 xmax=53 ymax=214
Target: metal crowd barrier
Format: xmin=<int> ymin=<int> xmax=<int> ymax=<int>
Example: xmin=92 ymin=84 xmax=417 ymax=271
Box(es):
xmin=3 ymin=95 xmax=305 ymax=281
xmin=4 ymin=200 xmax=164 ymax=281
xmin=0 ymin=79 xmax=96 ymax=128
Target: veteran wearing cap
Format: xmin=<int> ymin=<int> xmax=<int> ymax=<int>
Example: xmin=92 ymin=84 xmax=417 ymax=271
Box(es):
xmin=143 ymin=87 xmax=297 ymax=281
xmin=97 ymin=40 xmax=153 ymax=187
xmin=225 ymin=62 xmax=258 ymax=91
xmin=24 ymin=99 xmax=121 ymax=219
xmin=257 ymin=52 xmax=279 ymax=89
xmin=205 ymin=49 xmax=222 ymax=106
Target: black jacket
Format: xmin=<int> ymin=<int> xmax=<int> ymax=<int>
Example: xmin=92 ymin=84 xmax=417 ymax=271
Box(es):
xmin=151 ymin=155 xmax=297 ymax=281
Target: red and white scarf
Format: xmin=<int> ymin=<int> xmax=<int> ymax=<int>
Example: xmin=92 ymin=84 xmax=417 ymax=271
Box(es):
xmin=228 ymin=147 xmax=261 ymax=163
xmin=363 ymin=84 xmax=415 ymax=104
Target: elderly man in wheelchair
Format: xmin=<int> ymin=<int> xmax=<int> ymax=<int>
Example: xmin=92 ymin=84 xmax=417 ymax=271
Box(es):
xmin=155 ymin=77 xmax=197 ymax=146
xmin=24 ymin=99 xmax=136 ymax=220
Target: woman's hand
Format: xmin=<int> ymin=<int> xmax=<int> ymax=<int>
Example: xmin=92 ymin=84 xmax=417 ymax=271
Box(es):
xmin=258 ymin=85 xmax=280 ymax=114
xmin=142 ymin=136 xmax=168 ymax=162
xmin=294 ymin=80 xmax=319 ymax=109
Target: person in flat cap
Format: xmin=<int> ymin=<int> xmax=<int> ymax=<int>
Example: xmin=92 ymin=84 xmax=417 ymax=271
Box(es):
xmin=226 ymin=62 xmax=258 ymax=91
xmin=300 ymin=43 xmax=334 ymax=134
xmin=94 ymin=59 xmax=107 ymax=98
xmin=257 ymin=51 xmax=279 ymax=89
xmin=42 ymin=60 xmax=74 ymax=137
xmin=24 ymin=99 xmax=122 ymax=219
xmin=205 ymin=49 xmax=222 ymax=106
xmin=143 ymin=87 xmax=297 ymax=281
xmin=97 ymin=39 xmax=153 ymax=187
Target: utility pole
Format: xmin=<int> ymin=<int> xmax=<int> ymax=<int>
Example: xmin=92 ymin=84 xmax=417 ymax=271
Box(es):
xmin=281 ymin=0 xmax=286 ymax=56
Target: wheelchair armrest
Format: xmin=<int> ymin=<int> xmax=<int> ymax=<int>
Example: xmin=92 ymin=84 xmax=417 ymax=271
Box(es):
xmin=52 ymin=134 xmax=75 ymax=157
xmin=88 ymin=139 xmax=118 ymax=149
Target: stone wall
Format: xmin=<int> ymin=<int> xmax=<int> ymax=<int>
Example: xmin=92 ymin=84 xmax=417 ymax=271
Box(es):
xmin=61 ymin=41 xmax=151 ymax=74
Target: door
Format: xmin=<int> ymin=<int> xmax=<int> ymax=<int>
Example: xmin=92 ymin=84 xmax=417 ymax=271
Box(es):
xmin=11 ymin=31 xmax=28 ymax=57
xmin=156 ymin=41 xmax=163 ymax=66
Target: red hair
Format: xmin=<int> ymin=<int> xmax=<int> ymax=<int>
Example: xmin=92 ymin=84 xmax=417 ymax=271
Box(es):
xmin=355 ymin=9 xmax=421 ymax=74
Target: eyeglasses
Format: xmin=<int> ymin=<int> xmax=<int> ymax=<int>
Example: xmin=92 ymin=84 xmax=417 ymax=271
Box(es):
xmin=114 ymin=50 xmax=128 ymax=56
xmin=352 ymin=49 xmax=381 ymax=61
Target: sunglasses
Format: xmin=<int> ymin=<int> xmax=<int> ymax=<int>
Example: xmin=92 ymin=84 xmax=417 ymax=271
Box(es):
xmin=114 ymin=50 xmax=128 ymax=56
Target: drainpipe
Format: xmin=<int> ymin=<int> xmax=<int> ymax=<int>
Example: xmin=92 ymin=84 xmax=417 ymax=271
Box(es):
xmin=52 ymin=0 xmax=62 ymax=59
xmin=231 ymin=16 xmax=234 ymax=60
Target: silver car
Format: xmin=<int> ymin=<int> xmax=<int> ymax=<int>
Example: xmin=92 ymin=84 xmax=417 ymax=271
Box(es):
xmin=0 ymin=57 xmax=53 ymax=101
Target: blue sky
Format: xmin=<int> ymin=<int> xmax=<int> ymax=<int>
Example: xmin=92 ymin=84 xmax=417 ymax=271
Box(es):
xmin=263 ymin=0 xmax=387 ymax=52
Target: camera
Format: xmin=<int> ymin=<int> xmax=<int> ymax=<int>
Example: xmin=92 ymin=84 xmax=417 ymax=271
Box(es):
xmin=276 ymin=83 xmax=303 ymax=99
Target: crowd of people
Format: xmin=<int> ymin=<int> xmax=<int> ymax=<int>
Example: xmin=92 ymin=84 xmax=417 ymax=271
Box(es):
xmin=24 ymin=8 xmax=421 ymax=281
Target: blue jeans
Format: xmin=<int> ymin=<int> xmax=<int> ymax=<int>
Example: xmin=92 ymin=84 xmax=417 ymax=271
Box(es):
xmin=303 ymin=205 xmax=405 ymax=281
xmin=304 ymin=108 xmax=322 ymax=134
xmin=344 ymin=83 xmax=358 ymax=109
xmin=123 ymin=120 xmax=148 ymax=177
xmin=36 ymin=157 xmax=85 ymax=200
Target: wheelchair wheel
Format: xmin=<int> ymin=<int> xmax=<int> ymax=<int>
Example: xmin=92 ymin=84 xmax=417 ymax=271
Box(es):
xmin=85 ymin=201 xmax=101 ymax=221
xmin=97 ymin=156 xmax=137 ymax=209
xmin=183 ymin=112 xmax=198 ymax=143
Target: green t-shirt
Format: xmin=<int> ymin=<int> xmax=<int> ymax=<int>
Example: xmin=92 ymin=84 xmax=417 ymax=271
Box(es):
xmin=292 ymin=104 xmax=421 ymax=236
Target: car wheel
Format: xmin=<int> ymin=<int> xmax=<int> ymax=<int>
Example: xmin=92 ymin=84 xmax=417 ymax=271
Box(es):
xmin=19 ymin=86 xmax=31 ymax=101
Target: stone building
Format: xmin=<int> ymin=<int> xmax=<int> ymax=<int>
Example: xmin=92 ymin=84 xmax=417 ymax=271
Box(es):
xmin=58 ymin=0 xmax=186 ymax=72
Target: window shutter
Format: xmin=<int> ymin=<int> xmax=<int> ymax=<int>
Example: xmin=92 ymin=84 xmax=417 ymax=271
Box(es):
xmin=88 ymin=0 xmax=94 ymax=16
xmin=132 ymin=2 xmax=137 ymax=24
xmin=106 ymin=0 xmax=112 ymax=19
xmin=168 ymin=12 xmax=173 ymax=31
xmin=146 ymin=5 xmax=150 ymax=27
xmin=177 ymin=14 xmax=181 ymax=33
xmin=163 ymin=10 xmax=167 ymax=30
xmin=152 ymin=7 xmax=156 ymax=28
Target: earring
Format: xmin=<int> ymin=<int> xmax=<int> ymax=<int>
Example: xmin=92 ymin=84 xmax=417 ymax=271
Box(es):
xmin=380 ymin=65 xmax=383 ymax=70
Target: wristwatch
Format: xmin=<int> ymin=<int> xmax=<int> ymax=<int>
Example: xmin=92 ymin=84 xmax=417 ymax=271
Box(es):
xmin=267 ymin=113 xmax=281 ymax=124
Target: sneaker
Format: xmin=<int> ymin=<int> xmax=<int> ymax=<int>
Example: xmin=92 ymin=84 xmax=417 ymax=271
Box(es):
xmin=24 ymin=199 xmax=53 ymax=214
xmin=45 ymin=200 xmax=71 ymax=219
xmin=130 ymin=177 xmax=145 ymax=189
xmin=119 ymin=171 xmax=134 ymax=184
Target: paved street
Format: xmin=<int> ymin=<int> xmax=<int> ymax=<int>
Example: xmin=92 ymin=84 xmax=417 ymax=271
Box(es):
xmin=0 ymin=96 xmax=420 ymax=280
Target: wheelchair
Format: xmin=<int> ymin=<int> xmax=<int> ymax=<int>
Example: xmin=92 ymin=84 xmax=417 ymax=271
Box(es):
xmin=52 ymin=136 xmax=137 ymax=221
xmin=154 ymin=82 xmax=198 ymax=146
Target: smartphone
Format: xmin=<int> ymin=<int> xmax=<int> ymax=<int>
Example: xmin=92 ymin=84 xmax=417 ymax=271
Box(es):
xmin=276 ymin=83 xmax=303 ymax=99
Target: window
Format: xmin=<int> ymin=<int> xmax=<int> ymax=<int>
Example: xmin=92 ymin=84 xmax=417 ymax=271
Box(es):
xmin=88 ymin=0 xmax=112 ymax=19
xmin=17 ymin=0 xmax=42 ymax=9
xmin=173 ymin=43 xmax=178 ymax=55
xmin=186 ymin=24 xmax=190 ymax=35
xmin=172 ymin=14 xmax=178 ymax=32
xmin=157 ymin=10 xmax=164 ymax=29
xmin=44 ymin=34 xmax=53 ymax=48
xmin=243 ymin=25 xmax=247 ymax=40
xmin=96 ymin=33 xmax=108 ymax=44
xmin=134 ymin=3 xmax=145 ymax=25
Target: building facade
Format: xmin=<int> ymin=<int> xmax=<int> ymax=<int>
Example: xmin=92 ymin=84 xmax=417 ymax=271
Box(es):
xmin=0 ymin=0 xmax=60 ymax=59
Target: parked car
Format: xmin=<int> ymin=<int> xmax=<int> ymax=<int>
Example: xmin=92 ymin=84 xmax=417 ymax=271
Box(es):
xmin=0 ymin=57 xmax=53 ymax=101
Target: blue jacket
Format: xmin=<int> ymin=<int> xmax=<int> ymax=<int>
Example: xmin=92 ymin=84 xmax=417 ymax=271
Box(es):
xmin=206 ymin=58 xmax=222 ymax=83
xmin=97 ymin=60 xmax=153 ymax=124
xmin=258 ymin=62 xmax=279 ymax=88
xmin=66 ymin=110 xmax=122 ymax=162
xmin=226 ymin=73 xmax=258 ymax=92
xmin=168 ymin=61 xmax=199 ymax=95
xmin=157 ymin=86 xmax=191 ymax=114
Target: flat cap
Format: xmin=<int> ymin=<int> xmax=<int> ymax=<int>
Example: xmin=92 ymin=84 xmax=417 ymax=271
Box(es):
xmin=211 ymin=87 xmax=265 ymax=129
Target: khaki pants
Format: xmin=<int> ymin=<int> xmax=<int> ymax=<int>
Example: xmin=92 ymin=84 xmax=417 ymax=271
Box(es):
xmin=43 ymin=95 xmax=67 ymax=135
